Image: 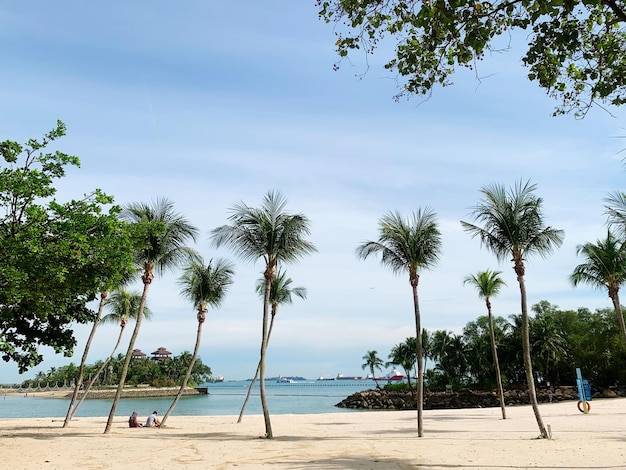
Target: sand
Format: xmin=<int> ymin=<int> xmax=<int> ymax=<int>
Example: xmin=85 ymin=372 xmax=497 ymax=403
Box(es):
xmin=1 ymin=398 xmax=625 ymax=469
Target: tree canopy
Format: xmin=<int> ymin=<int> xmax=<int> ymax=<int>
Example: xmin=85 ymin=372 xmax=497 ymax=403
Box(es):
xmin=318 ymin=0 xmax=626 ymax=117
xmin=0 ymin=121 xmax=134 ymax=372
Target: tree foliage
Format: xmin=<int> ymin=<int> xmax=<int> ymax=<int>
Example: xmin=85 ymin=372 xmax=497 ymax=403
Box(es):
xmin=22 ymin=352 xmax=212 ymax=389
xmin=318 ymin=0 xmax=626 ymax=117
xmin=0 ymin=122 xmax=134 ymax=372
xmin=412 ymin=302 xmax=626 ymax=391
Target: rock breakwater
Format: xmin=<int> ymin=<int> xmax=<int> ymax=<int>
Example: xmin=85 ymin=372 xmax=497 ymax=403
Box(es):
xmin=336 ymin=386 xmax=626 ymax=410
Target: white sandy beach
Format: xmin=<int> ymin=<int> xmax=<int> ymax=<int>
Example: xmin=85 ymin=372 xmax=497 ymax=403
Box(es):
xmin=1 ymin=397 xmax=625 ymax=469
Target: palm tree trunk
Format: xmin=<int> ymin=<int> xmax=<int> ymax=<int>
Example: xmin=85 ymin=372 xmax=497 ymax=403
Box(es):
xmin=260 ymin=273 xmax=273 ymax=438
xmin=63 ymin=292 xmax=107 ymax=428
xmin=610 ymin=292 xmax=626 ymax=347
xmin=69 ymin=323 xmax=126 ymax=420
xmin=104 ymin=272 xmax=152 ymax=434
xmin=518 ymin=273 xmax=548 ymax=438
xmin=486 ymin=299 xmax=506 ymax=419
xmin=412 ymin=281 xmax=424 ymax=437
xmin=161 ymin=316 xmax=204 ymax=427
xmin=238 ymin=311 xmax=277 ymax=423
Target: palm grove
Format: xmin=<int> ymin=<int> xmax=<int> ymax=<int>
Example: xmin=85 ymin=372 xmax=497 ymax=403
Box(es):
xmin=3 ymin=124 xmax=626 ymax=439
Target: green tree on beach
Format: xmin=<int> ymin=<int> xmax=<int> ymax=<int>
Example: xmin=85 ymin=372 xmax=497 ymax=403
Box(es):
xmin=461 ymin=180 xmax=564 ymax=439
xmin=317 ymin=0 xmax=626 ymax=117
xmin=211 ymin=190 xmax=317 ymax=439
xmin=238 ymin=270 xmax=307 ymax=423
xmin=356 ymin=208 xmax=442 ymax=436
xmin=104 ymin=198 xmax=198 ymax=434
xmin=160 ymin=257 xmax=235 ymax=427
xmin=65 ymin=290 xmax=150 ymax=424
xmin=362 ymin=350 xmax=385 ymax=388
xmin=386 ymin=340 xmax=416 ymax=390
xmin=570 ymin=231 xmax=626 ymax=347
xmin=0 ymin=121 xmax=134 ymax=373
xmin=463 ymin=270 xmax=508 ymax=419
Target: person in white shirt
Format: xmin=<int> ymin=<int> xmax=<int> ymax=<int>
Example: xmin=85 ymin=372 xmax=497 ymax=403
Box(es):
xmin=145 ymin=410 xmax=160 ymax=427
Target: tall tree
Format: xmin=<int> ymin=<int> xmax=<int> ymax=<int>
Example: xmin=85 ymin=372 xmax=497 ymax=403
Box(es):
xmin=0 ymin=121 xmax=134 ymax=372
xmin=461 ymin=180 xmax=564 ymax=439
xmin=570 ymin=231 xmax=626 ymax=347
xmin=65 ymin=290 xmax=149 ymax=424
xmin=238 ymin=270 xmax=307 ymax=423
xmin=356 ymin=208 xmax=442 ymax=436
xmin=104 ymin=198 xmax=198 ymax=433
xmin=463 ymin=270 xmax=508 ymax=419
xmin=160 ymin=257 xmax=235 ymax=427
xmin=318 ymin=0 xmax=626 ymax=117
xmin=211 ymin=190 xmax=316 ymax=439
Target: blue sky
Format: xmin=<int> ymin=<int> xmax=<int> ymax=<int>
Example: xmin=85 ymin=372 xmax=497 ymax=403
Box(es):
xmin=1 ymin=1 xmax=624 ymax=384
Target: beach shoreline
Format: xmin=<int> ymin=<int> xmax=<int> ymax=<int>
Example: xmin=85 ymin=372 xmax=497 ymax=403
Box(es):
xmin=1 ymin=397 xmax=624 ymax=469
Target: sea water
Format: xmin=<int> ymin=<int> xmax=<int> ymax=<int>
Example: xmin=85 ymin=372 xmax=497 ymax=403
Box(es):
xmin=0 ymin=380 xmax=376 ymax=419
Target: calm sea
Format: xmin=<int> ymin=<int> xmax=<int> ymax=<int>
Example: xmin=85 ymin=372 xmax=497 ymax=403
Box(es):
xmin=0 ymin=380 xmax=375 ymax=419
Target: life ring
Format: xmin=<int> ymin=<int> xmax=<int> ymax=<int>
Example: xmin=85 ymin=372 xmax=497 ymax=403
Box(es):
xmin=577 ymin=400 xmax=591 ymax=413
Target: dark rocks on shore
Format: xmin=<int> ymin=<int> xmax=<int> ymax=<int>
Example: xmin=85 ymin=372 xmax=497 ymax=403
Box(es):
xmin=335 ymin=386 xmax=626 ymax=410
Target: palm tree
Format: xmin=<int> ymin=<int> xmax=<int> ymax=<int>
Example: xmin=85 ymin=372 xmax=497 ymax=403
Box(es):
xmin=570 ymin=231 xmax=626 ymax=347
xmin=463 ymin=269 xmax=508 ymax=419
xmin=461 ymin=180 xmax=564 ymax=439
xmin=362 ymin=350 xmax=385 ymax=388
xmin=386 ymin=340 xmax=416 ymax=390
xmin=160 ymin=257 xmax=235 ymax=427
xmin=210 ymin=190 xmax=316 ymax=439
xmin=530 ymin=311 xmax=569 ymax=385
xmin=67 ymin=290 xmax=150 ymax=421
xmin=356 ymin=208 xmax=442 ymax=436
xmin=104 ymin=198 xmax=198 ymax=433
xmin=238 ymin=270 xmax=307 ymax=423
xmin=62 ymin=290 xmax=109 ymax=427
xmin=62 ymin=266 xmax=137 ymax=428
xmin=605 ymin=191 xmax=626 ymax=236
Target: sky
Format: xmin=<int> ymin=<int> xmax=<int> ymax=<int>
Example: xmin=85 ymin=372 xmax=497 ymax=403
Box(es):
xmin=0 ymin=1 xmax=624 ymax=384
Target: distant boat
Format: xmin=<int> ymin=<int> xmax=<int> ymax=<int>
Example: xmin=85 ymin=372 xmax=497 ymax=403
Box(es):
xmin=208 ymin=375 xmax=224 ymax=383
xmin=335 ymin=373 xmax=366 ymax=381
xmin=317 ymin=376 xmax=335 ymax=381
xmin=371 ymin=369 xmax=405 ymax=382
xmin=276 ymin=376 xmax=295 ymax=384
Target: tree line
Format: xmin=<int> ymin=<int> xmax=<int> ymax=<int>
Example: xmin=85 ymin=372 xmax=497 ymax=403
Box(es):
xmin=381 ymin=301 xmax=626 ymax=393
xmin=19 ymin=352 xmax=212 ymax=389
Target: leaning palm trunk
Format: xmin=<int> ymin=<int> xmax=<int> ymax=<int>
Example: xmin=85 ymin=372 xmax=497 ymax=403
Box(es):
xmin=259 ymin=270 xmax=273 ymax=438
xmin=412 ymin=279 xmax=424 ymax=437
xmin=486 ymin=299 xmax=506 ymax=420
xmin=238 ymin=310 xmax=277 ymax=423
xmin=161 ymin=308 xmax=206 ymax=427
xmin=517 ymin=270 xmax=548 ymax=438
xmin=63 ymin=292 xmax=108 ymax=428
xmin=104 ymin=269 xmax=152 ymax=434
xmin=69 ymin=320 xmax=127 ymax=420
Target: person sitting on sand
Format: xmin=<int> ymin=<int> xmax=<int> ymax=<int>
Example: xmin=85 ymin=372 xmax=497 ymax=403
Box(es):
xmin=128 ymin=411 xmax=142 ymax=428
xmin=145 ymin=410 xmax=160 ymax=427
